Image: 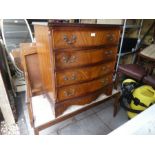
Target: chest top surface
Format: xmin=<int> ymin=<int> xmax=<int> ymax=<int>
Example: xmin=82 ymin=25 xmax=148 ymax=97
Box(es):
xmin=33 ymin=22 xmax=122 ymax=28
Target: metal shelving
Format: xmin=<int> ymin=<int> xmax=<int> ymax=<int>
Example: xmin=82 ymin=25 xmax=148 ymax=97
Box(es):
xmin=115 ymin=19 xmax=144 ymax=74
xmin=117 ymin=51 xmax=137 ymax=57
xmin=125 ymin=25 xmax=141 ymax=29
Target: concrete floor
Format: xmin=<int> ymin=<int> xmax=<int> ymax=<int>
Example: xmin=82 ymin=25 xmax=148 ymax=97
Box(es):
xmin=17 ymin=92 xmax=128 ymax=135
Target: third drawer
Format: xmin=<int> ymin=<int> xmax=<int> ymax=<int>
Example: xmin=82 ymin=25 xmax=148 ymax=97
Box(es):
xmin=56 ymin=61 xmax=115 ymax=87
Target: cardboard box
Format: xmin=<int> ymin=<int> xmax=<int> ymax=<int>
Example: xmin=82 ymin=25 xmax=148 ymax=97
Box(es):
xmin=80 ymin=19 xmax=97 ymax=24
xmin=97 ymin=19 xmax=123 ymax=25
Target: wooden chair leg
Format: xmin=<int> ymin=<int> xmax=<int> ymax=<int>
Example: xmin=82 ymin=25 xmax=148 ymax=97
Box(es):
xmin=114 ymin=72 xmax=119 ymax=89
xmin=34 ymin=128 xmax=39 ymax=135
xmin=113 ymin=92 xmax=121 ymax=117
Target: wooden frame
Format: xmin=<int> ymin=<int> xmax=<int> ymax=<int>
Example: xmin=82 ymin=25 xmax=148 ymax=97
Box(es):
xmin=21 ymin=42 xmax=121 ymax=135
xmin=26 ymin=84 xmax=121 ymax=135
xmin=138 ymin=52 xmax=155 ymax=75
xmin=21 ymin=43 xmax=44 ymax=127
xmin=20 ymin=43 xmax=44 ymax=96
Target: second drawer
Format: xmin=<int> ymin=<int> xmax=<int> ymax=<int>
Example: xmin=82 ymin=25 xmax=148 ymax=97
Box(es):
xmin=55 ymin=47 xmax=117 ymax=70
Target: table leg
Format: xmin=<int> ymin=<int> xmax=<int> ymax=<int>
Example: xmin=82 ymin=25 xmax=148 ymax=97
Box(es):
xmin=113 ymin=92 xmax=121 ymax=117
xmin=34 ymin=128 xmax=39 ymax=135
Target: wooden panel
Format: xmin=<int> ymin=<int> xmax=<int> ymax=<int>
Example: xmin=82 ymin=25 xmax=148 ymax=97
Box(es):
xmin=34 ymin=25 xmax=56 ymax=99
xmin=25 ymin=54 xmax=42 ymax=93
xmin=20 ymin=43 xmax=43 ymax=95
xmin=52 ymin=29 xmax=120 ymax=49
xmin=12 ymin=48 xmax=23 ymax=71
xmin=57 ymin=74 xmax=112 ymax=101
xmin=56 ymin=61 xmax=115 ymax=87
xmin=49 ymin=23 xmax=122 ymax=29
xmin=55 ymin=47 xmax=117 ymax=70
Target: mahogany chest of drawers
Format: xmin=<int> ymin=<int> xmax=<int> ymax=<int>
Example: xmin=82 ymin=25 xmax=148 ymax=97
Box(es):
xmin=34 ymin=23 xmax=121 ymax=117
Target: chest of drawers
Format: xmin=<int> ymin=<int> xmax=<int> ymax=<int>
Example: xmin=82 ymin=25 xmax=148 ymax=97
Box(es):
xmin=34 ymin=23 xmax=121 ymax=117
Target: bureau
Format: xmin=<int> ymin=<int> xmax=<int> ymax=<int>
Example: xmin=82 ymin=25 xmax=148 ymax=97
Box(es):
xmin=34 ymin=22 xmax=121 ymax=117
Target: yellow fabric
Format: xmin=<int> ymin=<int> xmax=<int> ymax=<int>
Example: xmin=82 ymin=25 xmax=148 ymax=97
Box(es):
xmin=128 ymin=85 xmax=155 ymax=119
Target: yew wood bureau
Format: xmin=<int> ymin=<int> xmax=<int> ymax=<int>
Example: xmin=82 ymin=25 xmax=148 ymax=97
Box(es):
xmin=33 ymin=23 xmax=121 ymax=117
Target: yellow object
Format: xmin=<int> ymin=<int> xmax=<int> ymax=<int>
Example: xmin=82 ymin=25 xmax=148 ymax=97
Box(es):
xmin=122 ymin=79 xmax=137 ymax=92
xmin=122 ymin=79 xmax=136 ymax=84
xmin=128 ymin=85 xmax=155 ymax=119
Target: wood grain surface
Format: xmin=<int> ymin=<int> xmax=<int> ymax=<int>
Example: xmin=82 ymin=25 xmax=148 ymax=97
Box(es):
xmin=56 ymin=61 xmax=115 ymax=87
xmin=52 ymin=29 xmax=120 ymax=49
xmin=55 ymin=47 xmax=117 ymax=70
xmin=33 ymin=23 xmax=121 ymax=117
xmin=57 ymin=74 xmax=112 ymax=101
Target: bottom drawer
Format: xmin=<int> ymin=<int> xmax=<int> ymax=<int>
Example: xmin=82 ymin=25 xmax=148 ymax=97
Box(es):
xmin=57 ymin=74 xmax=113 ymax=101
xmin=54 ymin=84 xmax=113 ymax=117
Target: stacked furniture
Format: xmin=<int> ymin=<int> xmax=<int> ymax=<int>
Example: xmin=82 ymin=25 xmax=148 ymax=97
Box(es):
xmin=21 ymin=45 xmax=121 ymax=134
xmin=140 ymin=45 xmax=155 ymax=88
xmin=115 ymin=44 xmax=155 ymax=89
xmin=33 ymin=23 xmax=121 ymax=117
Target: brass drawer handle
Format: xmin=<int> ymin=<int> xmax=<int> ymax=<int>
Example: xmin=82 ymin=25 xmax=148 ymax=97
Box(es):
xmin=105 ymin=50 xmax=113 ymax=55
xmin=106 ymin=34 xmax=114 ymax=41
xmin=63 ymin=76 xmax=68 ymax=81
xmin=62 ymin=56 xmax=68 ymax=63
xmin=101 ymin=78 xmax=109 ymax=85
xmin=62 ymin=55 xmax=76 ymax=64
xmin=102 ymin=66 xmax=106 ymax=71
xmin=63 ymin=74 xmax=77 ymax=81
xmin=63 ymin=35 xmax=77 ymax=44
xmin=71 ymin=74 xmax=77 ymax=80
xmin=64 ymin=89 xmax=75 ymax=96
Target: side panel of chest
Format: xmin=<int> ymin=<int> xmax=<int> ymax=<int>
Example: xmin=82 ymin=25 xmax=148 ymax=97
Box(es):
xmin=34 ymin=25 xmax=56 ymax=99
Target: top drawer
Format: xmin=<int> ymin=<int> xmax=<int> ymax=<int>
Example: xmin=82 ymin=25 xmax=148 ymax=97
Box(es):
xmin=52 ymin=29 xmax=120 ymax=49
